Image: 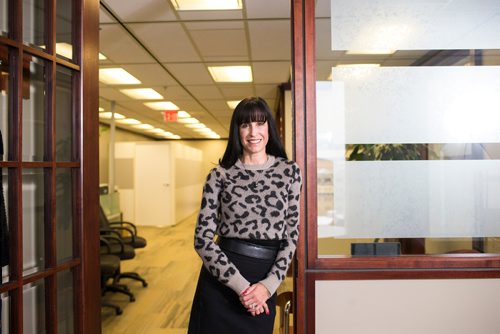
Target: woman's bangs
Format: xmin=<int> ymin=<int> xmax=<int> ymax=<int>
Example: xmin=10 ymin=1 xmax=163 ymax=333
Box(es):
xmin=236 ymin=107 xmax=268 ymax=125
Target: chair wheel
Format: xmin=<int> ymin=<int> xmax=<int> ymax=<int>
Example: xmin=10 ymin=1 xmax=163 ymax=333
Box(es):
xmin=143 ymin=282 xmax=148 ymax=287
xmin=116 ymin=309 xmax=123 ymax=315
xmin=130 ymin=296 xmax=136 ymax=302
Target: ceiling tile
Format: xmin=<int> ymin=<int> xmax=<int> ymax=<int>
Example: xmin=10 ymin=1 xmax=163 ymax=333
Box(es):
xmin=100 ymin=24 xmax=154 ymax=63
xmin=190 ymin=29 xmax=248 ymax=59
xmin=245 ymin=0 xmax=290 ymax=19
xmin=100 ymin=8 xmax=115 ymax=23
xmin=102 ymin=0 xmax=177 ymax=22
xmin=127 ymin=23 xmax=201 ymax=62
xmin=165 ymin=63 xmax=213 ymax=85
xmin=218 ymin=85 xmax=254 ymax=99
xmin=184 ymin=85 xmax=224 ymax=100
xmin=255 ymin=84 xmax=279 ymax=99
xmin=248 ymin=20 xmax=291 ymax=61
xmin=121 ymin=64 xmax=178 ymax=86
xmin=252 ymin=62 xmax=290 ymax=84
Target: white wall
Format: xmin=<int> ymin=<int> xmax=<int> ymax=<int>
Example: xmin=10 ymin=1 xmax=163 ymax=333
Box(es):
xmin=316 ymin=279 xmax=500 ymax=334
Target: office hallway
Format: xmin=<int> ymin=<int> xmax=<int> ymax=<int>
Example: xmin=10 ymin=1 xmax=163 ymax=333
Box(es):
xmin=101 ymin=213 xmax=201 ymax=334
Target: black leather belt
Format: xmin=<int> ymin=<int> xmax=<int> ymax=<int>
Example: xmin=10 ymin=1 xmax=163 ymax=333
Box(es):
xmin=218 ymin=237 xmax=279 ymax=260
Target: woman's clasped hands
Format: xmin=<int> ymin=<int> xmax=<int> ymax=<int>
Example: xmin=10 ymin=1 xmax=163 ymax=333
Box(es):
xmin=239 ymin=283 xmax=271 ymax=316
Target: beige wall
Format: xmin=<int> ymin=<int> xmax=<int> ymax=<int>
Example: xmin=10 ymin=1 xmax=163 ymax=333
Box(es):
xmin=316 ymin=279 xmax=500 ymax=334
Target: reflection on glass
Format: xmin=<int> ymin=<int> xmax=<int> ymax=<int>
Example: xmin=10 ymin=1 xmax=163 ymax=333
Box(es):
xmin=56 ymin=0 xmax=73 ymax=61
xmin=315 ymin=0 xmax=500 ymax=257
xmin=22 ymin=56 xmax=46 ymax=162
xmin=57 ymin=270 xmax=74 ymax=333
xmin=23 ymin=0 xmax=45 ymax=48
xmin=0 ymin=0 xmax=6 ymax=36
xmin=22 ymin=169 xmax=45 ymax=276
xmin=1 ymin=292 xmax=9 ymax=333
xmin=23 ymin=279 xmax=45 ymax=333
xmin=56 ymin=169 xmax=73 ymax=263
xmin=1 ymin=168 xmax=9 ymax=284
xmin=0 ymin=45 xmax=9 ymax=160
xmin=56 ymin=66 xmax=73 ymax=161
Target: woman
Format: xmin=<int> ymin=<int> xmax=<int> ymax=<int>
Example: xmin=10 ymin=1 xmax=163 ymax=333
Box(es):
xmin=188 ymin=97 xmax=302 ymax=333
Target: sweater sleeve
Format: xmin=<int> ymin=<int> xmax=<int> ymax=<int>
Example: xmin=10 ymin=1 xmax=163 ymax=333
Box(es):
xmin=259 ymin=162 xmax=302 ymax=296
xmin=193 ymin=167 xmax=251 ymax=295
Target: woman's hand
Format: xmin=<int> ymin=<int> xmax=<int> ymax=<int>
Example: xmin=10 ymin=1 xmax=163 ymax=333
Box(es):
xmin=239 ymin=283 xmax=270 ymax=316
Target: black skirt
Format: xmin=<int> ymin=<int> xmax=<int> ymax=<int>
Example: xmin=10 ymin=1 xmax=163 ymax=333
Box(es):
xmin=188 ymin=248 xmax=277 ymax=334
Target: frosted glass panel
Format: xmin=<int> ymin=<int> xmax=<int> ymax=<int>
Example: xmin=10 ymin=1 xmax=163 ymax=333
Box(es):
xmin=334 ymin=160 xmax=500 ymax=238
xmin=331 ymin=66 xmax=500 ymax=144
xmin=331 ymin=0 xmax=500 ymax=51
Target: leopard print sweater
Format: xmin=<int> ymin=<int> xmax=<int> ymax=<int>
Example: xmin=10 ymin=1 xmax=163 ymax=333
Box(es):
xmin=194 ymin=155 xmax=302 ymax=296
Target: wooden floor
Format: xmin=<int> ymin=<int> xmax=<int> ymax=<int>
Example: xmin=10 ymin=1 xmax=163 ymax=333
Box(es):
xmin=101 ymin=213 xmax=292 ymax=334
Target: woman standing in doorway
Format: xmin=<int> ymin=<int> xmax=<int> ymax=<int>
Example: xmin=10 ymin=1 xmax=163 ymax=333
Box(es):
xmin=188 ymin=97 xmax=302 ymax=334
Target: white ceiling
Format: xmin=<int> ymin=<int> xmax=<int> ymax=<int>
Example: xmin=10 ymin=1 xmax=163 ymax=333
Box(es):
xmin=99 ymin=0 xmax=292 ymax=139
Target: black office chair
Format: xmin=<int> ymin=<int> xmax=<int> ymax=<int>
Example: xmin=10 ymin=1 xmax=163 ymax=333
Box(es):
xmin=99 ymin=206 xmax=147 ymax=249
xmin=99 ymin=226 xmax=148 ymax=288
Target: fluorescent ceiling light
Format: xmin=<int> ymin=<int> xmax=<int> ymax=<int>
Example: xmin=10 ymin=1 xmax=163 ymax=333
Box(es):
xmin=116 ymin=118 xmax=141 ymax=125
xmin=55 ymin=43 xmax=73 ymax=59
xmin=133 ymin=124 xmax=154 ymax=130
xmin=178 ymin=117 xmax=199 ymax=124
xmin=206 ymin=134 xmax=221 ymax=139
xmin=148 ymin=128 xmax=167 ymax=134
xmin=98 ymin=107 xmax=105 ymax=112
xmin=227 ymin=100 xmax=241 ymax=109
xmin=120 ymin=88 xmax=163 ymax=100
xmin=208 ymin=66 xmax=252 ymax=82
xmin=169 ymin=135 xmax=181 ymax=139
xmin=99 ymin=53 xmax=107 ymax=60
xmin=177 ymin=111 xmax=191 ymax=118
xmin=99 ymin=112 xmax=125 ymax=119
xmin=99 ymin=68 xmax=141 ymax=85
xmin=158 ymin=131 xmax=174 ymax=137
xmin=144 ymin=101 xmax=179 ymax=110
xmin=194 ymin=128 xmax=212 ymax=133
xmin=335 ymin=64 xmax=381 ymax=68
xmin=170 ymin=0 xmax=242 ymax=11
xmin=186 ymin=123 xmax=206 ymax=129
xmin=346 ymin=49 xmax=395 ymax=55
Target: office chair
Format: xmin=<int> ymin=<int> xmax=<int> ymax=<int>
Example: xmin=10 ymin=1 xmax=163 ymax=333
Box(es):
xmin=99 ymin=206 xmax=147 ymax=249
xmin=99 ymin=229 xmax=148 ymax=288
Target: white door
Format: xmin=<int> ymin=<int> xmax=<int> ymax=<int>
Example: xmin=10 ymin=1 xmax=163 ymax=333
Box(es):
xmin=134 ymin=143 xmax=174 ymax=226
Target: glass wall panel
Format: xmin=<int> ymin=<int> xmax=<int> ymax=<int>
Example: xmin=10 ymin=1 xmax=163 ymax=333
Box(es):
xmin=56 ymin=65 xmax=73 ymax=161
xmin=57 ymin=270 xmax=74 ymax=333
xmin=1 ymin=168 xmax=9 ymax=284
xmin=23 ymin=279 xmax=46 ymax=334
xmin=0 ymin=0 xmax=6 ymax=37
xmin=23 ymin=0 xmax=45 ymax=49
xmin=0 ymin=45 xmax=9 ymax=160
xmin=56 ymin=168 xmax=73 ymax=263
xmin=0 ymin=292 xmax=9 ymax=333
xmin=22 ymin=56 xmax=47 ymax=162
xmin=56 ymin=0 xmax=73 ymax=61
xmin=315 ymin=0 xmax=500 ymax=257
xmin=23 ymin=168 xmax=45 ymax=275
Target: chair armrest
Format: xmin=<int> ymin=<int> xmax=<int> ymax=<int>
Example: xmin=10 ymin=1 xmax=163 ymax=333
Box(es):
xmin=110 ymin=226 xmax=136 ymax=243
xmin=109 ymin=221 xmax=137 ymax=235
xmin=100 ymin=234 xmax=125 ymax=253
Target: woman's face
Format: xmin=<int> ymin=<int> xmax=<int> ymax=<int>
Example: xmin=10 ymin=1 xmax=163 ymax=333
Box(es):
xmin=238 ymin=120 xmax=269 ymax=156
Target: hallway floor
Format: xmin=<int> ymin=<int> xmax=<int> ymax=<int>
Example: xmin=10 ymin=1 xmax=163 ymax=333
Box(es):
xmin=101 ymin=213 xmax=290 ymax=333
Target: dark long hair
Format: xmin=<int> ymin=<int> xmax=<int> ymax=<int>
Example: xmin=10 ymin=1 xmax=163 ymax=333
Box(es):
xmin=219 ymin=97 xmax=287 ymax=169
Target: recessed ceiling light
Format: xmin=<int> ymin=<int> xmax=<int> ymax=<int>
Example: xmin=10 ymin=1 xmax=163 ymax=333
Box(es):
xmin=55 ymin=42 xmax=73 ymax=59
xmin=148 ymin=128 xmax=167 ymax=134
xmin=335 ymin=64 xmax=381 ymax=68
xmin=133 ymin=124 xmax=154 ymax=130
xmin=120 ymin=88 xmax=163 ymax=100
xmin=186 ymin=123 xmax=206 ymax=129
xmin=194 ymin=128 xmax=212 ymax=133
xmin=177 ymin=111 xmax=191 ymax=118
xmin=227 ymin=100 xmax=241 ymax=109
xmin=99 ymin=112 xmax=125 ymax=119
xmin=116 ymin=118 xmax=141 ymax=125
xmin=170 ymin=0 xmax=242 ymax=11
xmin=169 ymin=135 xmax=181 ymax=139
xmin=99 ymin=68 xmax=141 ymax=85
xmin=144 ymin=101 xmax=179 ymax=110
xmin=178 ymin=117 xmax=199 ymax=124
xmin=346 ymin=49 xmax=395 ymax=55
xmin=208 ymin=66 xmax=252 ymax=82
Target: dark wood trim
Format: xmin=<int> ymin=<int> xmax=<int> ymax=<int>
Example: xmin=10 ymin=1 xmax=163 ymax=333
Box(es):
xmin=80 ymin=0 xmax=101 ymax=332
xmin=0 ymin=281 xmax=17 ymax=294
xmin=305 ymin=275 xmax=315 ymax=334
xmin=22 ymin=259 xmax=81 ymax=285
xmin=291 ymin=0 xmax=306 ymax=333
